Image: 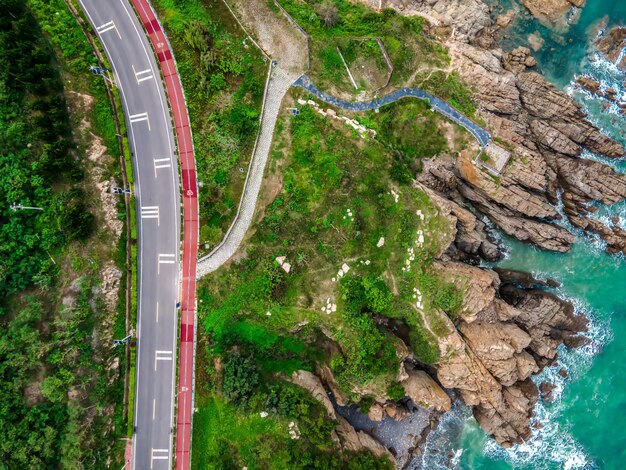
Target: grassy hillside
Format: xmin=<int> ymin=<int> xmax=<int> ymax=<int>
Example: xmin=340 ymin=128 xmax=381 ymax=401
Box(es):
xmin=278 ymin=0 xmax=476 ymax=116
xmin=192 ymin=86 xmax=472 ymax=466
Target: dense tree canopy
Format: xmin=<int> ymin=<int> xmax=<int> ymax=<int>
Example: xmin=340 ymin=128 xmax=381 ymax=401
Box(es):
xmin=0 ymin=1 xmax=116 ymax=467
xmin=0 ymin=0 xmax=93 ymax=298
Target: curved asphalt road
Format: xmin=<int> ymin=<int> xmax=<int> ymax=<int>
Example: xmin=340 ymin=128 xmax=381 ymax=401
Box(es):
xmin=78 ymin=1 xmax=180 ymax=468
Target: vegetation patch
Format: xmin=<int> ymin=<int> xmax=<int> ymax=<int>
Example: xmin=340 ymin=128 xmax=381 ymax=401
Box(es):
xmin=279 ymin=0 xmax=477 ymax=117
xmin=0 ymin=0 xmax=129 ymax=466
xmin=192 ymin=383 xmax=391 ymax=469
xmin=194 ymin=88 xmax=468 ymax=463
xmin=311 ymin=37 xmax=390 ymax=95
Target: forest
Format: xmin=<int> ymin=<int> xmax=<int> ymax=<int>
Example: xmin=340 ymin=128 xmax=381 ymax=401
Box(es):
xmin=1 ymin=0 xmax=93 ymax=297
xmin=0 ymin=0 xmax=123 ymax=466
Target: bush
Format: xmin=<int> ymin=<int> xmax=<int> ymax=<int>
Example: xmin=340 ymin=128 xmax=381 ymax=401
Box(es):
xmin=386 ymin=382 xmax=406 ymax=401
xmin=222 ymin=354 xmax=260 ymax=408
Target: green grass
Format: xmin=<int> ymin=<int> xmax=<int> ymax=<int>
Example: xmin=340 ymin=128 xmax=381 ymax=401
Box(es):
xmin=412 ymin=70 xmax=477 ymax=118
xmin=127 ymin=346 xmax=137 ymax=437
xmin=494 ymin=136 xmax=516 ymax=152
xmin=192 ymin=91 xmax=467 ymax=465
xmin=199 ymin=95 xmax=456 ymax=394
xmin=192 ymin=394 xmax=286 ymax=469
xmin=192 ymin=374 xmax=391 ymax=469
xmin=279 ymin=0 xmax=478 ymax=114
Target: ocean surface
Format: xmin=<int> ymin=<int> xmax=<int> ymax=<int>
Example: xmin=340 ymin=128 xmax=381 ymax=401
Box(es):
xmin=421 ymin=1 xmax=626 ymax=469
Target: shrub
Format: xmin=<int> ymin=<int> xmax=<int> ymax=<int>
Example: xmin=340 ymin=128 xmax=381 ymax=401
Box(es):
xmin=386 ymin=382 xmax=406 ymax=401
xmin=222 ymin=354 xmax=260 ymax=408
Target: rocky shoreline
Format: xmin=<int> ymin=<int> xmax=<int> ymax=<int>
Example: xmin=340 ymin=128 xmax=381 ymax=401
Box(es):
xmin=291 ymin=0 xmax=624 ymax=467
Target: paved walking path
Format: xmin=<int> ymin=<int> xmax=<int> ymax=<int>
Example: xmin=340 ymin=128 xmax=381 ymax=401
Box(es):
xmin=197 ymin=65 xmax=298 ymax=276
xmin=294 ymin=74 xmax=492 ymax=147
xmin=197 ymin=73 xmax=492 ymax=278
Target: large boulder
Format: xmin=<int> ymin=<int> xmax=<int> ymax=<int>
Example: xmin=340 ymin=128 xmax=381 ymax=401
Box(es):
xmin=401 ymin=368 xmax=451 ymax=412
xmin=459 ymin=320 xmax=539 ymax=386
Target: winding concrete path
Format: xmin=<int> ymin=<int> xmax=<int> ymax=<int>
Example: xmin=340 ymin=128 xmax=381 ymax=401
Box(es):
xmin=197 ymin=65 xmax=298 ymax=276
xmin=197 ymin=74 xmax=491 ymax=278
xmin=294 ymin=75 xmax=492 ymax=147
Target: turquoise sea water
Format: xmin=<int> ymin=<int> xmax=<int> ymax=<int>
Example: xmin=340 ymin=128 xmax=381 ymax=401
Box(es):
xmin=421 ymin=1 xmax=626 ymax=468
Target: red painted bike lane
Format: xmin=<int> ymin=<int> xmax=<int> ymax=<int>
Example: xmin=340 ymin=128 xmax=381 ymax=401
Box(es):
xmin=130 ymin=1 xmax=198 ymax=468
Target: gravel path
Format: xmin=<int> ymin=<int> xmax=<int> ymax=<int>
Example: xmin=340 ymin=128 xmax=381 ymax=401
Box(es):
xmin=196 ymin=66 xmax=298 ymax=276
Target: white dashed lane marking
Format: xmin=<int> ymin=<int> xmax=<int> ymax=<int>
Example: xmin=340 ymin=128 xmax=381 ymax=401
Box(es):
xmin=132 ymin=64 xmax=154 ymax=84
xmin=153 ymin=157 xmax=172 ymax=177
xmin=157 ymin=254 xmax=175 ymax=274
xmin=150 ymin=448 xmax=169 ymax=468
xmin=141 ymin=206 xmax=160 ymax=225
xmin=154 ymin=350 xmax=173 ymax=370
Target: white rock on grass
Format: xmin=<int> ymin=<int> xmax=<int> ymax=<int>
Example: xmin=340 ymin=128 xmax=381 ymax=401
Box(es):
xmin=260 ymin=411 xmax=269 ymax=418
xmin=377 ymin=237 xmax=385 ymax=248
xmin=341 ymin=263 xmax=350 ymax=274
xmin=266 ymin=311 xmax=272 ymax=317
xmin=276 ymin=256 xmax=286 ymax=265
xmin=288 ymin=421 xmax=300 ymax=440
xmin=281 ymin=262 xmax=291 ymax=273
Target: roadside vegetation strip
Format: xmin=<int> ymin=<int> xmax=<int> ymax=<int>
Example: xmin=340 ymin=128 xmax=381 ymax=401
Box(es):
xmin=62 ymin=0 xmax=139 ymax=438
xmin=150 ymin=0 xmax=267 ymax=253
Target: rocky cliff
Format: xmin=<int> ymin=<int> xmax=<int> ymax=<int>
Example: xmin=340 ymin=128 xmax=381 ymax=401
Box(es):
xmin=426 ymin=199 xmax=588 ymax=447
xmin=364 ymin=0 xmax=626 ymax=255
xmin=351 ymin=0 xmax=607 ymax=455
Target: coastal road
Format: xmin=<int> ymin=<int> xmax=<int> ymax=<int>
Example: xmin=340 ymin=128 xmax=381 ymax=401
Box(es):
xmin=128 ymin=1 xmax=200 ymax=468
xmin=78 ymin=0 xmax=181 ymax=468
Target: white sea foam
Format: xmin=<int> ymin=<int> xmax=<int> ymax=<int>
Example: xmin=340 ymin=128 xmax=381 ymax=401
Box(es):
xmin=484 ymin=290 xmax=609 ymax=469
xmin=417 ymin=287 xmax=610 ymax=470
